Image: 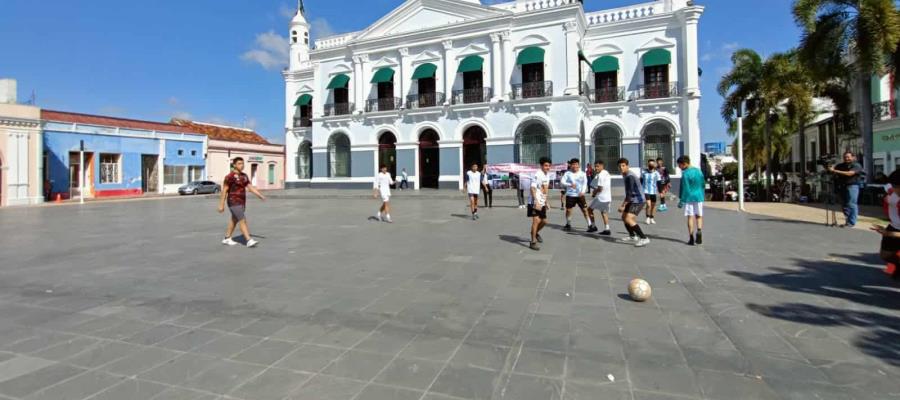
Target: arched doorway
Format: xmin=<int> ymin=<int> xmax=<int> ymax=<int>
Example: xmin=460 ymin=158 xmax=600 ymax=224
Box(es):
xmin=378 ymin=131 xmax=397 ymax=178
xmin=593 ymin=125 xmax=622 ymax=165
xmin=642 ymin=121 xmax=674 ymax=167
xmin=515 ymin=120 xmax=550 ymax=165
xmin=462 ymin=125 xmax=487 ymax=171
xmin=297 ymin=141 xmax=312 ymax=179
xmin=328 ymin=133 xmax=351 ymax=177
xmin=419 ymin=129 xmax=440 ymax=189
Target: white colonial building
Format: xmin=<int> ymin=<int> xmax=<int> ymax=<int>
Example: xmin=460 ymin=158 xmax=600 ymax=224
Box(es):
xmin=284 ymin=0 xmax=703 ymax=189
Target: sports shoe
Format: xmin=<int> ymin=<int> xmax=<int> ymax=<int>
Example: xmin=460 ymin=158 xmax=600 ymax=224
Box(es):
xmin=688 ymin=236 xmax=695 ymax=246
xmin=246 ymin=239 xmax=259 ymax=248
xmin=645 ymin=217 xmax=652 ymax=224
xmin=384 ymin=217 xmax=393 ymax=223
xmin=618 ymin=236 xmax=637 ymax=243
xmin=634 ymin=238 xmax=650 ymax=247
xmin=695 ymin=232 xmax=702 ymax=245
xmin=599 ymin=230 xmax=611 ymax=236
xmin=536 ymin=234 xmax=543 ymax=243
xmin=563 ymin=224 xmax=572 ymax=232
xmin=587 ymin=225 xmax=598 ymax=233
xmin=530 ymin=241 xmax=540 ymax=251
xmin=222 ymin=238 xmax=238 ymax=246
xmin=658 ymin=204 xmax=668 ymax=212
xmin=651 ymin=218 xmax=657 ymax=224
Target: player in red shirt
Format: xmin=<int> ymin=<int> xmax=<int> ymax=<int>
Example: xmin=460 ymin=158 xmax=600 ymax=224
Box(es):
xmin=218 ymin=157 xmax=266 ymax=247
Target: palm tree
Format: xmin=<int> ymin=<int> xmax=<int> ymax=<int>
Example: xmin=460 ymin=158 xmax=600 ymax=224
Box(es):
xmin=794 ymin=0 xmax=900 ymax=181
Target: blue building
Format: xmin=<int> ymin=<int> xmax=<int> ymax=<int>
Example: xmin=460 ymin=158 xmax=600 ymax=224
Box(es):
xmin=42 ymin=110 xmax=207 ymax=199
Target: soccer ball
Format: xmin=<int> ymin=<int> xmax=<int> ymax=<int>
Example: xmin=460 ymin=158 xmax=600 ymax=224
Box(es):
xmin=628 ymin=279 xmax=652 ymax=302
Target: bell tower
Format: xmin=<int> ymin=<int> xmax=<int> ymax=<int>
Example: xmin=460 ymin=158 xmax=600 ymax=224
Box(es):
xmin=289 ymin=0 xmax=310 ymax=70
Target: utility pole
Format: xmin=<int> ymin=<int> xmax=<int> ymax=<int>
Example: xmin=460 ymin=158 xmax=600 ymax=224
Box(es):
xmin=737 ymin=103 xmax=745 ymax=212
xmin=79 ymin=140 xmax=85 ymax=204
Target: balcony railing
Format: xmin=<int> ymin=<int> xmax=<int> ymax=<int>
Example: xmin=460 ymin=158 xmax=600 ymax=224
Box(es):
xmin=323 ymin=103 xmax=354 ymax=116
xmin=588 ymin=86 xmax=626 ymax=104
xmin=873 ymin=100 xmax=898 ymax=122
xmin=365 ymin=97 xmax=402 ymax=112
xmin=406 ymin=92 xmax=445 ymax=109
xmin=293 ymin=116 xmax=312 ymax=128
xmin=452 ymin=88 xmax=492 ymax=105
xmin=636 ymin=82 xmax=679 ymax=100
xmin=511 ymin=81 xmax=553 ymax=100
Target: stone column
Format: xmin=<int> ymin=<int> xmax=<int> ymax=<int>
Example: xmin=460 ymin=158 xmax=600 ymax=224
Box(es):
xmin=442 ymin=40 xmax=453 ymax=105
xmin=563 ymin=21 xmax=580 ymax=96
xmin=352 ymin=55 xmax=365 ymax=113
xmin=490 ymin=33 xmax=502 ymax=102
xmin=501 ymin=31 xmax=512 ymax=100
xmin=682 ymin=8 xmax=703 ymax=166
xmin=398 ymin=48 xmax=408 ymax=107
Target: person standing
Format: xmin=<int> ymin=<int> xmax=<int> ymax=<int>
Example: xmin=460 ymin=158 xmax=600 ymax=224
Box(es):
xmin=617 ymin=158 xmax=649 ymax=247
xmin=828 ymin=151 xmax=864 ymax=228
xmin=515 ymin=173 xmax=527 ymax=209
xmin=561 ymin=158 xmax=592 ymax=232
xmin=399 ymin=168 xmax=409 ymax=190
xmin=464 ymin=163 xmax=482 ymax=220
xmin=677 ymin=156 xmax=705 ymax=245
xmin=218 ymin=157 xmax=266 ymax=248
xmin=656 ymin=157 xmax=671 ymax=211
xmin=873 ymin=170 xmax=900 ymax=280
xmin=588 ymin=160 xmax=612 ymax=235
xmin=528 ymin=157 xmax=552 ymax=250
xmin=642 ymin=160 xmax=661 ymax=224
xmin=481 ymin=171 xmax=493 ymax=208
xmin=373 ymin=165 xmax=395 ymax=223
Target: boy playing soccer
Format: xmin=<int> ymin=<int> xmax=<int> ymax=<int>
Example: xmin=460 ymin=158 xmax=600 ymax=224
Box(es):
xmin=588 ymin=160 xmax=612 ymax=235
xmin=642 ymin=160 xmax=661 ymax=224
xmin=373 ymin=165 xmax=395 ymax=223
xmin=872 ymin=169 xmax=900 ymax=279
xmin=617 ymin=158 xmax=650 ymax=247
xmin=561 ymin=158 xmax=591 ymax=232
xmin=677 ymin=156 xmax=705 ymax=245
xmin=528 ymin=157 xmax=552 ymax=250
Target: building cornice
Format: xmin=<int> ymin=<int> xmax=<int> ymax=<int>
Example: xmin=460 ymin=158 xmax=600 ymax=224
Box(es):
xmin=0 ymin=117 xmax=41 ymax=129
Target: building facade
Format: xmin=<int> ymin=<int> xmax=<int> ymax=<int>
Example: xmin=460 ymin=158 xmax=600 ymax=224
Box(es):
xmin=43 ymin=111 xmax=208 ymax=199
xmin=171 ymin=119 xmax=286 ymax=189
xmin=283 ymin=0 xmax=703 ymax=189
xmin=0 ymin=79 xmax=44 ymax=206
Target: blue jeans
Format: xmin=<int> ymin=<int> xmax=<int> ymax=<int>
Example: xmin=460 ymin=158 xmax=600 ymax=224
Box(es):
xmin=841 ymin=185 xmax=859 ymax=226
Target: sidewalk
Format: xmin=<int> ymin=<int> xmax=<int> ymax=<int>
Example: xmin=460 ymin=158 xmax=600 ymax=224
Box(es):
xmin=706 ymin=201 xmax=885 ymax=232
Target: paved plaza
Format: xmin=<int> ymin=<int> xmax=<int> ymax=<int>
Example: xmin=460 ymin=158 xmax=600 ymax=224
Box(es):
xmin=0 ymin=193 xmax=899 ymax=400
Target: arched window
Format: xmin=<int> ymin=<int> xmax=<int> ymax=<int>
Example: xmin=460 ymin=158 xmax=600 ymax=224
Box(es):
xmin=515 ymin=121 xmax=550 ymax=165
xmin=328 ymin=133 xmax=351 ymax=178
xmin=291 ymin=30 xmax=298 ymax=44
xmin=593 ymin=125 xmax=621 ymax=165
xmin=642 ymin=122 xmax=674 ymax=167
xmin=296 ymin=141 xmax=312 ymax=179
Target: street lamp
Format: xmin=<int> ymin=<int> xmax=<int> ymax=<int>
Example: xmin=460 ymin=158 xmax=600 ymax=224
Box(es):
xmin=79 ymin=140 xmax=85 ymax=205
xmin=736 ymin=102 xmax=745 ymax=212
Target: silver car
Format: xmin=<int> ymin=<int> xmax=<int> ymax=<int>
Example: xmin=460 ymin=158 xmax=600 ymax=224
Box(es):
xmin=178 ymin=181 xmax=221 ymax=195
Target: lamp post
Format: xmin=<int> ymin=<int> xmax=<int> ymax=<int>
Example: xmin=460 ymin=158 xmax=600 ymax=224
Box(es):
xmin=79 ymin=140 xmax=85 ymax=205
xmin=737 ymin=103 xmax=745 ymax=211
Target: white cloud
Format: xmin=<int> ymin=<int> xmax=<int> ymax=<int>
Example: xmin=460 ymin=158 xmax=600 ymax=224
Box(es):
xmin=722 ymin=42 xmax=739 ymax=52
xmin=701 ymin=53 xmax=713 ymax=62
xmin=241 ymin=31 xmax=290 ymax=70
xmin=167 ymin=96 xmax=180 ymax=106
xmin=279 ymin=4 xmax=297 ymax=19
xmin=309 ymin=18 xmax=335 ymax=42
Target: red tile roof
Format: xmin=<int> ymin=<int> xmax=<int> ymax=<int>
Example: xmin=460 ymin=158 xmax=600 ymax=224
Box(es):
xmin=170 ymin=119 xmax=271 ymax=145
xmin=41 ymin=110 xmax=197 ymax=134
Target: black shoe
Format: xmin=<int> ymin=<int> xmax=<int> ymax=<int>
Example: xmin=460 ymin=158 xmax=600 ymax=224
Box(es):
xmin=695 ymin=232 xmax=703 ymax=245
xmin=536 ymin=234 xmax=543 ymax=243
xmin=563 ymin=224 xmax=572 ymax=232
xmin=688 ymin=236 xmax=695 ymax=246
xmin=587 ymin=226 xmax=598 ymax=233
xmin=530 ymin=242 xmax=540 ymax=251
xmin=600 ymin=230 xmax=611 ymax=236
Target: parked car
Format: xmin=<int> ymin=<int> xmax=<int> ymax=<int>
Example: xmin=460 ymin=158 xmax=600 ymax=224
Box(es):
xmin=178 ymin=181 xmax=220 ymax=195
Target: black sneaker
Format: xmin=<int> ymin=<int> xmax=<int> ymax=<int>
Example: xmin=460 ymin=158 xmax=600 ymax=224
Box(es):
xmin=587 ymin=226 xmax=598 ymax=233
xmin=563 ymin=224 xmax=572 ymax=232
xmin=695 ymin=232 xmax=703 ymax=245
xmin=599 ymin=230 xmax=611 ymax=236
xmin=536 ymin=234 xmax=543 ymax=243
xmin=530 ymin=242 xmax=540 ymax=251
xmin=688 ymin=236 xmax=695 ymax=246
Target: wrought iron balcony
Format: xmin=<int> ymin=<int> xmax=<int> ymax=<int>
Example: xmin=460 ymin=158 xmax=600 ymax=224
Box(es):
xmin=511 ymin=81 xmax=553 ymax=100
xmin=366 ymin=97 xmax=402 ymax=112
xmin=588 ymin=86 xmax=626 ymax=104
xmin=293 ymin=116 xmax=312 ymax=128
xmin=323 ymin=102 xmax=354 ymax=116
xmin=452 ymin=88 xmax=493 ymax=105
xmin=873 ymin=100 xmax=897 ymax=122
xmin=406 ymin=92 xmax=445 ymax=109
xmin=636 ymin=82 xmax=678 ymax=100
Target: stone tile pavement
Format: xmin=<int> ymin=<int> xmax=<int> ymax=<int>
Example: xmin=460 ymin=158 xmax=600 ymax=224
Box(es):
xmin=0 ymin=194 xmax=898 ymax=400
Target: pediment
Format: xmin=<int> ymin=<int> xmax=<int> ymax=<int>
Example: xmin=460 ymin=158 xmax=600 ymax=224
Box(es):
xmin=587 ymin=43 xmax=623 ymax=58
xmin=412 ymin=50 xmax=442 ymax=65
xmin=456 ymin=43 xmax=490 ymax=57
xmin=295 ymin=84 xmax=315 ymax=94
xmin=355 ymin=0 xmax=509 ymax=40
xmin=514 ymin=34 xmax=550 ymax=50
xmin=371 ymin=56 xmax=399 ymax=69
xmin=329 ymin=64 xmax=353 ymax=74
xmin=636 ymin=37 xmax=676 ymax=52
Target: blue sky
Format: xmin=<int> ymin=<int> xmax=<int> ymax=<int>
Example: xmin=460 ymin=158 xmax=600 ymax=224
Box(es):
xmin=0 ymin=0 xmax=800 ymax=145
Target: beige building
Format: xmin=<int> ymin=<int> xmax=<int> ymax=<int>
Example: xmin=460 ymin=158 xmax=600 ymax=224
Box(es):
xmin=0 ymin=79 xmax=43 ymax=207
xmin=171 ymin=119 xmax=285 ymax=189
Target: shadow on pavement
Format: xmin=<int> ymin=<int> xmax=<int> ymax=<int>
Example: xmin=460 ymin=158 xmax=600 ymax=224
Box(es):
xmin=498 ymin=235 xmax=531 ymax=249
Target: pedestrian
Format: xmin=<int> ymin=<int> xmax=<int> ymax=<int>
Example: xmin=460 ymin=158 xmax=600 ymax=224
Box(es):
xmin=617 ymin=158 xmax=650 ymax=247
xmin=464 ymin=162 xmax=482 ymax=220
xmin=873 ymin=169 xmax=900 ymax=280
xmin=677 ymin=156 xmax=705 ymax=245
xmin=517 ymin=173 xmax=530 ymax=209
xmin=399 ymin=168 xmax=409 ymax=190
xmin=481 ymin=170 xmax=493 ymax=208
xmin=528 ymin=157 xmax=552 ymax=251
xmin=373 ymin=165 xmax=395 ymax=223
xmin=218 ymin=157 xmax=266 ymax=248
xmin=588 ymin=160 xmax=612 ymax=235
xmin=642 ymin=159 xmax=661 ymax=224
xmin=656 ymin=157 xmax=671 ymax=211
xmin=828 ymin=151 xmax=864 ymax=228
xmin=561 ymin=158 xmax=592 ymax=232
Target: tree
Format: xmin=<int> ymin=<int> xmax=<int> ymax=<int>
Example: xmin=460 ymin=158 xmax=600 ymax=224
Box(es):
xmin=794 ymin=0 xmax=900 ymax=181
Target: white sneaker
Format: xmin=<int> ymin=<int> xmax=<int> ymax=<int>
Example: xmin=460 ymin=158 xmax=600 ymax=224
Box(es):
xmin=222 ymin=238 xmax=238 ymax=246
xmin=246 ymin=239 xmax=259 ymax=248
xmin=645 ymin=217 xmax=651 ymax=224
xmin=618 ymin=236 xmax=637 ymax=243
xmin=384 ymin=217 xmax=393 ymax=223
xmin=650 ymin=218 xmax=657 ymax=225
xmin=635 ymin=238 xmax=650 ymax=247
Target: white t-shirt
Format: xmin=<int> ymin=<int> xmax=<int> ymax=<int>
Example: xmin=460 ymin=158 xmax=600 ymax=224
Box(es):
xmin=466 ymin=171 xmax=482 ymax=195
xmin=529 ymin=170 xmax=550 ymax=206
xmin=888 ymin=190 xmax=900 ymax=229
xmin=592 ymin=170 xmax=612 ymax=203
xmin=375 ymin=172 xmax=394 ymax=196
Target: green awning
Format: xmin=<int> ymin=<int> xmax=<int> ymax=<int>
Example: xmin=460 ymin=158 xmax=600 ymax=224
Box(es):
xmin=370 ymin=68 xmax=395 ymax=84
xmin=591 ymin=56 xmax=619 ymax=73
xmin=516 ymin=47 xmax=545 ymax=65
xmin=326 ymin=74 xmax=350 ymax=89
xmin=294 ymin=94 xmax=312 ymax=106
xmin=411 ymin=63 xmax=437 ymax=80
xmin=457 ymin=55 xmax=484 ymax=73
xmin=642 ymin=48 xmax=671 ymax=67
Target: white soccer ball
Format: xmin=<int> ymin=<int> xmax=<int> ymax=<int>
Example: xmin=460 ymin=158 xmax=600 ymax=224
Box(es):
xmin=628 ymin=278 xmax=652 ymax=302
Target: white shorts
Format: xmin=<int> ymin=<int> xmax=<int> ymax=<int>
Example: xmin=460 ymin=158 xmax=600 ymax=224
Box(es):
xmin=589 ymin=199 xmax=611 ymax=213
xmin=380 ymin=191 xmax=391 ymax=202
xmin=684 ymin=202 xmax=703 ymax=217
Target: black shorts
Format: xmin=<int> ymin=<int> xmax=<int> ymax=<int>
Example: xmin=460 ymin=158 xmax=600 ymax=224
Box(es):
xmin=645 ymin=194 xmax=658 ymax=203
xmin=882 ymin=225 xmax=900 ymax=253
xmin=657 ymin=182 xmax=670 ymax=193
xmin=623 ymin=202 xmax=645 ymax=216
xmin=565 ymin=196 xmax=587 ymax=210
xmin=527 ymin=204 xmax=548 ymax=219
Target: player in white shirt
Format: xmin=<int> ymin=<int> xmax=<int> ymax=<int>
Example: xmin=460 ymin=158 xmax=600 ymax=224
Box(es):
xmin=528 ymin=157 xmax=553 ymax=251
xmin=463 ymin=163 xmax=482 ymax=220
xmin=560 ymin=158 xmax=592 ymax=232
xmin=588 ymin=160 xmax=613 ymax=235
xmin=372 ymin=165 xmax=395 ymax=223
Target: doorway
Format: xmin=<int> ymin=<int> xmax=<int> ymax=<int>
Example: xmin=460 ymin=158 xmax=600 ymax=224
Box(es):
xmin=141 ymin=155 xmax=159 ymax=194
xmin=419 ymin=129 xmax=440 ymax=189
xmin=251 ymin=164 xmax=259 ymax=186
xmin=379 ymin=132 xmax=398 ymax=178
xmin=69 ymin=151 xmax=94 ymax=199
xmin=462 ymin=126 xmax=487 ymax=172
